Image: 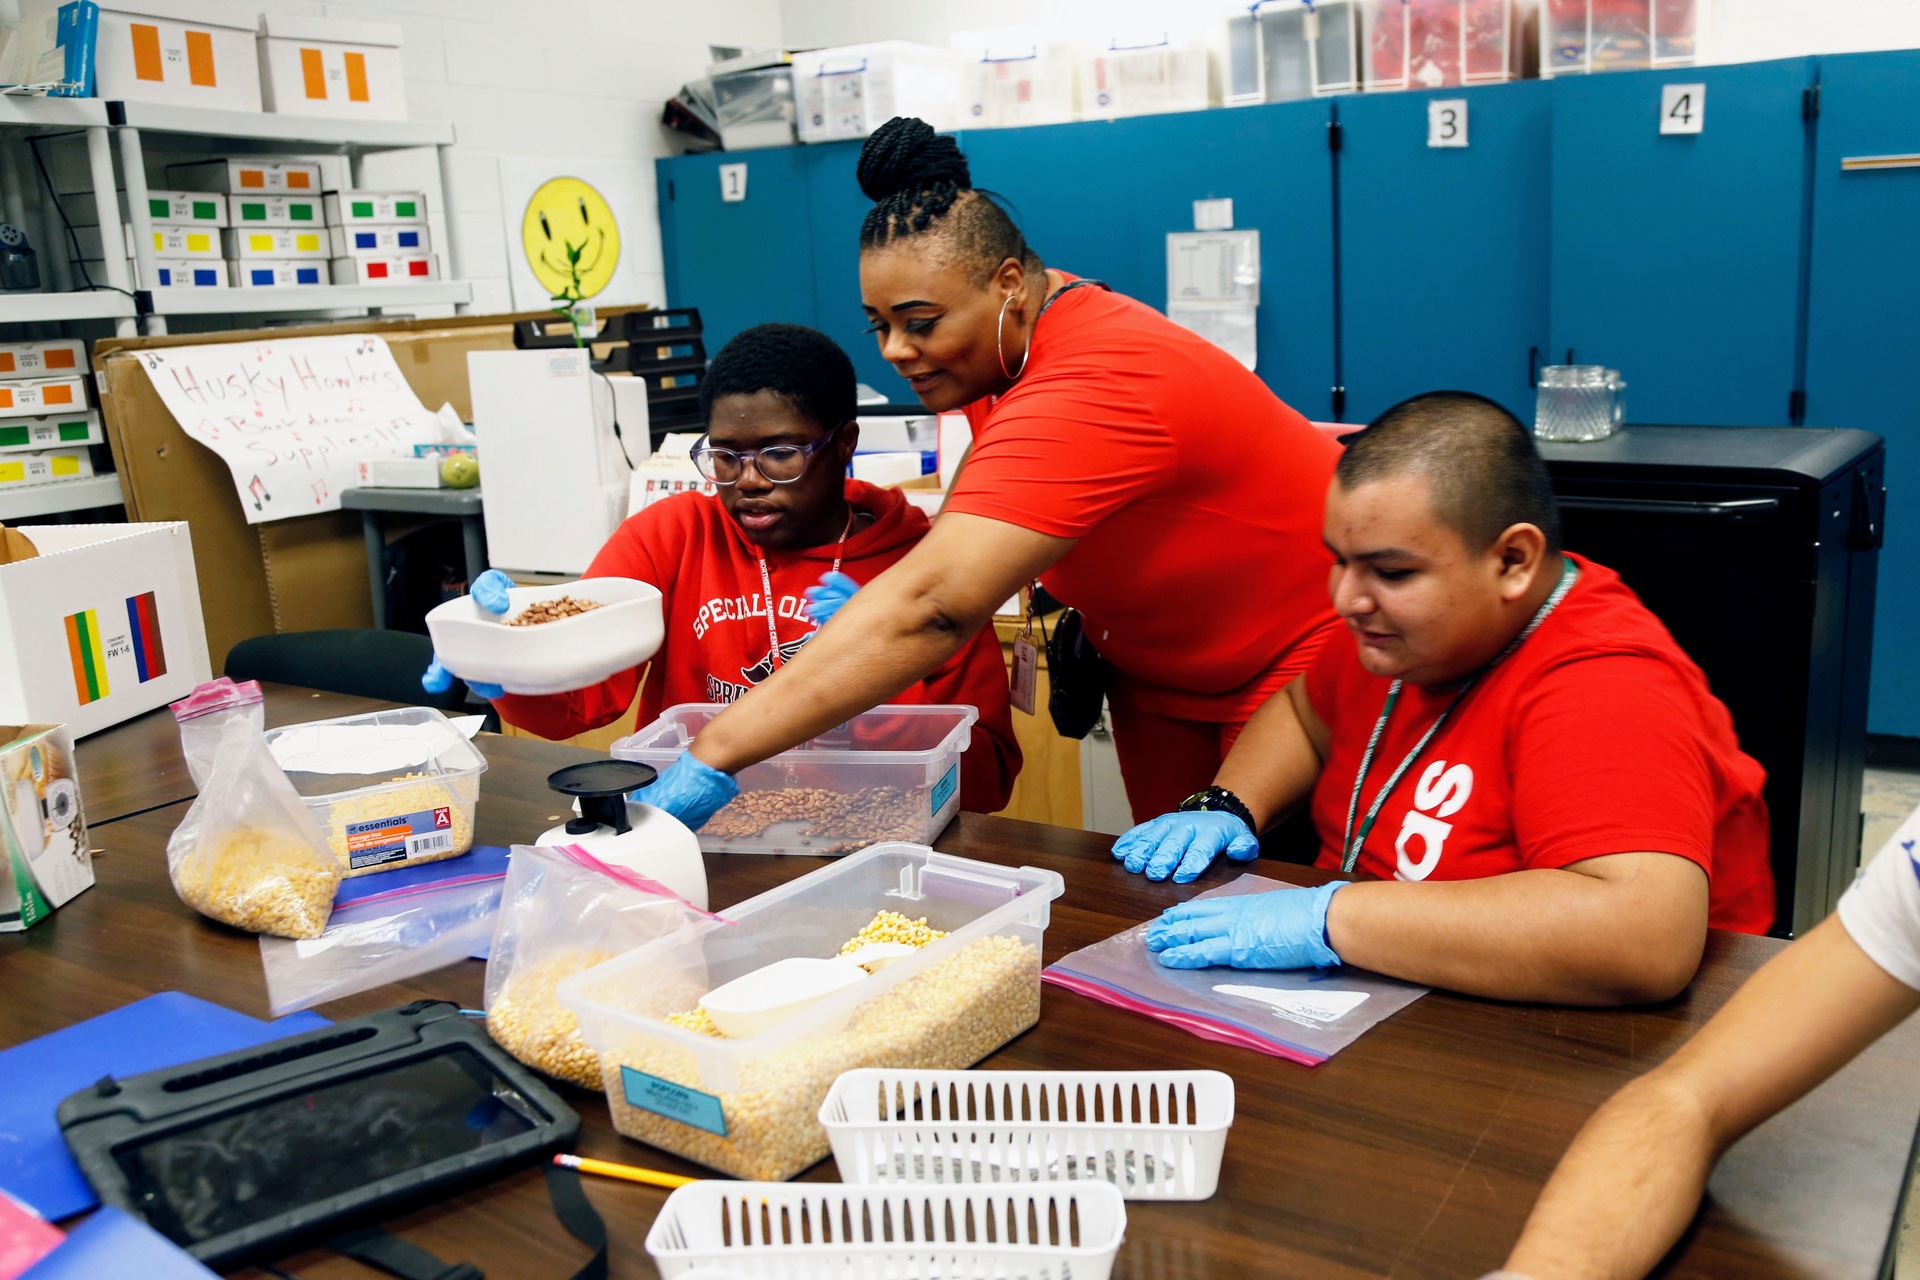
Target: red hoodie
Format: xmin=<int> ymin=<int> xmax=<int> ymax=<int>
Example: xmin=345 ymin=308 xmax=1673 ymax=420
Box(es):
xmin=491 ymin=480 xmax=1022 ymax=813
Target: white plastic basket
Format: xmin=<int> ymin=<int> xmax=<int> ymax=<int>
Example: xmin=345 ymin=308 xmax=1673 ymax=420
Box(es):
xmin=646 ymin=1180 xmax=1128 ymax=1279
xmin=821 ymin=1069 xmax=1234 ymax=1201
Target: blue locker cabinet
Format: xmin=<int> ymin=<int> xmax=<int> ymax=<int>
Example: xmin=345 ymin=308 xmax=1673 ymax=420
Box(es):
xmin=1804 ymin=50 xmax=1920 ymax=738
xmin=1548 ymin=58 xmax=1816 ymax=427
xmin=799 ymin=141 xmax=898 ymax=395
xmin=1338 ymin=79 xmax=1553 ymax=424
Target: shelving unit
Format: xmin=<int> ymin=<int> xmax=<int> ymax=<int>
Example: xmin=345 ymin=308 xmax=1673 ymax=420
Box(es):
xmin=0 ymin=96 xmax=138 ymax=338
xmin=109 ymin=101 xmax=469 ymax=332
xmin=0 ymin=474 xmax=123 ymax=522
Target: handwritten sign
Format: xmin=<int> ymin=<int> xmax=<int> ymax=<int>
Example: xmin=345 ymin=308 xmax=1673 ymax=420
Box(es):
xmin=134 ymin=335 xmax=442 ymax=524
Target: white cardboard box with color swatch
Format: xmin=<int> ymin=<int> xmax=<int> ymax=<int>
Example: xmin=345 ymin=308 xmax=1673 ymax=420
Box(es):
xmin=0 ymin=523 xmax=212 ymax=739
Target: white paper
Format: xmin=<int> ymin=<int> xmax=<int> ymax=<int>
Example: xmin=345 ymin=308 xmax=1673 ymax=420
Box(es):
xmin=1167 ymin=302 xmax=1258 ymax=371
xmin=1215 ymin=983 xmax=1372 ymax=1027
xmin=1192 ymin=197 xmax=1234 ymax=230
xmin=133 ymin=336 xmax=443 ymax=524
xmin=269 ymin=720 xmax=466 ymax=776
xmin=448 ymin=714 xmax=486 ymax=740
xmin=1168 ymin=230 xmax=1259 ymax=305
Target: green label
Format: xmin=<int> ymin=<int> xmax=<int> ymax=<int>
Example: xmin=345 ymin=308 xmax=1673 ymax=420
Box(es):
xmin=241 ymin=203 xmax=265 ymax=220
xmin=395 ymin=201 xmax=417 ymax=217
xmin=57 ymin=420 xmax=90 ymax=442
xmin=0 ymin=426 xmax=26 ymax=447
xmin=290 ymin=204 xmax=314 ymax=221
xmin=147 ymin=197 xmax=167 ymax=217
xmin=192 ymin=200 xmax=217 ymax=219
xmin=352 ymin=200 xmax=374 ymax=217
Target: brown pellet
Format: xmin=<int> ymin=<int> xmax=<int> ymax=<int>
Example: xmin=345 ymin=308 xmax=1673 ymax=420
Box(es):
xmin=506 ymin=596 xmax=604 ymax=626
xmin=700 ymin=786 xmax=923 ymax=854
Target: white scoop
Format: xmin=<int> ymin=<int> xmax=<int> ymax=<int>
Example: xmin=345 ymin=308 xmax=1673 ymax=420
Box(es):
xmin=696 ymin=943 xmax=920 ymax=1039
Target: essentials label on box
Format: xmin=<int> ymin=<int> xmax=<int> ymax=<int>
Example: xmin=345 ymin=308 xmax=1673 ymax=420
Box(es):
xmin=344 ymin=805 xmax=455 ymax=869
xmin=930 ymin=763 xmax=958 ymax=814
xmin=621 ymin=1067 xmax=728 ymax=1136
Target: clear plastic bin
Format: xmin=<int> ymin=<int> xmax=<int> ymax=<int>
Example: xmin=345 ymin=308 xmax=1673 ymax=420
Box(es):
xmin=263 ymin=706 xmax=487 ymax=878
xmin=558 ymin=842 xmax=1065 ymax=1180
xmin=613 ymin=703 xmax=976 ymax=856
xmin=1542 ymin=0 xmax=1695 ymax=76
xmin=1367 ymin=0 xmax=1528 ymax=90
xmin=792 ymin=41 xmax=963 ymax=143
xmin=954 ymin=32 xmax=1080 ymax=127
xmin=711 ymin=64 xmax=797 ymax=150
xmin=1227 ymin=1 xmax=1362 ymax=102
xmin=1082 ymin=34 xmax=1213 ymax=118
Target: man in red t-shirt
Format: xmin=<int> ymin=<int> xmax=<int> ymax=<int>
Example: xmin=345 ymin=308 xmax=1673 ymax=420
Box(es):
xmin=1117 ymin=392 xmax=1773 ymax=1006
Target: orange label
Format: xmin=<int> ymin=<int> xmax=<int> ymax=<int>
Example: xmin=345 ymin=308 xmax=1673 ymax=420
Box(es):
xmin=287 ymin=170 xmax=312 ymax=190
xmin=45 ymin=349 xmax=76 ymax=369
xmin=0 ymin=389 xmax=12 ymax=409
xmin=344 ymin=51 xmax=369 ymax=103
xmin=185 ymin=29 xmax=216 ymax=87
xmin=43 ymin=385 xmax=74 ymax=406
xmin=239 ymin=169 xmax=264 ymax=189
xmin=130 ymin=23 xmax=163 ymax=82
xmin=300 ymin=46 xmax=326 ymax=99
xmin=0 ymin=355 xmax=14 ymax=373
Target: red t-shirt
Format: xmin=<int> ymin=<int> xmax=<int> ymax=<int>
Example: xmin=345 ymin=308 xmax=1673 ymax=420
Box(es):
xmin=943 ymin=277 xmax=1341 ymax=722
xmin=1303 ymin=554 xmax=1775 ymax=934
xmin=491 ymin=480 xmax=1022 ymax=814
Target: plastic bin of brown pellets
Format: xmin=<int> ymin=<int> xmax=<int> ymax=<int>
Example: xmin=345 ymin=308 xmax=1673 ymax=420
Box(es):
xmin=557 ymin=842 xmax=1064 ymax=1181
xmin=612 ymin=704 xmax=978 ymax=856
xmin=264 ymin=706 xmax=487 ymax=877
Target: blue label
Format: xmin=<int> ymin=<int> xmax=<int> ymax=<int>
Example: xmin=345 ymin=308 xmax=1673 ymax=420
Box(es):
xmin=355 ymin=231 xmax=376 ymax=249
xmin=930 ymin=763 xmax=958 ymax=814
xmin=193 ymin=268 xmax=217 ymax=285
xmin=398 ymin=230 xmax=420 ymax=247
xmin=296 ymin=267 xmax=320 ymax=284
xmin=250 ymin=268 xmax=273 ymax=285
xmin=157 ymin=267 xmax=173 ymax=285
xmin=620 ymin=1066 xmax=727 ymax=1136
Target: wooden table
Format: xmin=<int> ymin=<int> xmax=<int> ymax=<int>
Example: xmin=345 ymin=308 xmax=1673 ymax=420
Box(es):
xmin=16 ymin=690 xmax=1920 ymax=1280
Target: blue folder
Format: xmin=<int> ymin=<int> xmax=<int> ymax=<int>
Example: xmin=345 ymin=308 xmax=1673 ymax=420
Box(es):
xmin=23 ymin=1207 xmax=218 ymax=1279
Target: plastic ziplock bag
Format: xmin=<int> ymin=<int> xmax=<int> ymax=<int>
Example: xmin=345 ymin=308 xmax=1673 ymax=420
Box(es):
xmin=1043 ymin=872 xmax=1428 ymax=1066
xmin=166 ymin=679 xmax=342 ymax=940
xmin=484 ymin=843 xmax=724 ymax=1090
xmin=259 ymin=873 xmax=503 ymax=1017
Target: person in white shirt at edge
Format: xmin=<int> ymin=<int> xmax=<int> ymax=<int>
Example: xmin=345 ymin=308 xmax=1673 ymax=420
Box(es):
xmin=1483 ymin=805 xmax=1920 ymax=1280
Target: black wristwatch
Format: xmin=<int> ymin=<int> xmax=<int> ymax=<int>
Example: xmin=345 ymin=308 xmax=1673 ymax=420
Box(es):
xmin=1178 ymin=785 xmax=1257 ymax=833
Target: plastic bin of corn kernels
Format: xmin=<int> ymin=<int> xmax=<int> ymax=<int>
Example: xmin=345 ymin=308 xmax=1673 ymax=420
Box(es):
xmin=557 ymin=844 xmax=1064 ymax=1181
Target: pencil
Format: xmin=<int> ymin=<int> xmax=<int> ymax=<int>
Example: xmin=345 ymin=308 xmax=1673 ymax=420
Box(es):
xmin=552 ymin=1152 xmax=697 ymax=1189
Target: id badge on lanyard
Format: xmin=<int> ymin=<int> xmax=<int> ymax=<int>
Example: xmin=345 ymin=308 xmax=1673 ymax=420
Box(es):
xmin=1010 ymin=584 xmax=1040 ymax=716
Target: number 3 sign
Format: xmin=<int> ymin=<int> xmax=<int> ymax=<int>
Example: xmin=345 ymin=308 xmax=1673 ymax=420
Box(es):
xmin=1428 ymin=99 xmax=1468 ymax=148
xmin=1661 ymin=83 xmax=1705 ymax=134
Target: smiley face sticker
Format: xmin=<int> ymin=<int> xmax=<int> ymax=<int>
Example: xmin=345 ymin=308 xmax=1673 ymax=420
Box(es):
xmin=520 ymin=176 xmax=621 ymax=300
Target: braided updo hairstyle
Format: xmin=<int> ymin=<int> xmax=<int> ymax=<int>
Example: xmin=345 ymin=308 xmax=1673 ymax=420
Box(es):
xmin=857 ymin=117 xmax=1041 ymax=285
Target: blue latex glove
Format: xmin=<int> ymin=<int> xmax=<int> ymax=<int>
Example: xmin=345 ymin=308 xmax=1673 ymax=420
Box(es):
xmin=1112 ymin=811 xmax=1260 ymax=884
xmin=631 ymin=751 xmax=740 ymax=832
xmin=804 ymin=570 xmax=859 ymax=626
xmin=420 ymin=569 xmax=518 ymax=699
xmin=1145 ymin=882 xmax=1346 ymax=971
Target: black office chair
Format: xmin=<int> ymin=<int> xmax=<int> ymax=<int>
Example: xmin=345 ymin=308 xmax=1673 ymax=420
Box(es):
xmin=224 ymin=629 xmax=498 ymax=731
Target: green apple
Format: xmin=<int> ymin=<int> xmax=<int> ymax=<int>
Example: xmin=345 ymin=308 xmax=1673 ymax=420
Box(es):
xmin=440 ymin=454 xmax=479 ymax=489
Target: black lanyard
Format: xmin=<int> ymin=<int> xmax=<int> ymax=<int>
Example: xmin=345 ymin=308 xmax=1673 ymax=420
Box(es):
xmin=1340 ymin=558 xmax=1581 ymax=873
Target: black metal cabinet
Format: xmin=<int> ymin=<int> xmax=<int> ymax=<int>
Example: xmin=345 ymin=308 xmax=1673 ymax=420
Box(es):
xmin=1541 ymin=426 xmax=1885 ymax=936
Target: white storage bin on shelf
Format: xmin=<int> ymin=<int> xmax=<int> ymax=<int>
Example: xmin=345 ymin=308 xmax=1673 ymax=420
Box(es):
xmin=256 ymin=15 xmax=408 ymax=119
xmin=86 ymin=0 xmax=263 ymax=112
xmin=1226 ymin=1 xmax=1362 ymax=103
xmin=614 ymin=703 xmax=975 ymax=855
xmin=1541 ymin=0 xmax=1695 ymax=76
xmin=1083 ymin=33 xmax=1212 ymax=117
xmin=953 ymin=30 xmax=1079 ymax=127
xmin=822 ymin=1068 xmax=1236 ymax=1200
xmin=793 ymin=41 xmax=963 ymax=143
xmin=646 ymin=1180 xmax=1127 ymax=1280
xmin=1367 ymin=0 xmax=1531 ymax=90
xmin=557 ymin=843 xmax=1065 ymax=1181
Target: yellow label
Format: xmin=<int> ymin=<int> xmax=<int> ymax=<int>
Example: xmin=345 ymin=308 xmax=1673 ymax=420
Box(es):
xmin=187 ymin=233 xmax=211 ymax=253
xmin=50 ymin=455 xmax=81 ymax=476
xmin=295 ymin=233 xmax=320 ymax=252
xmin=0 ymin=461 xmax=23 ymax=484
xmin=250 ymin=234 xmax=274 ymax=252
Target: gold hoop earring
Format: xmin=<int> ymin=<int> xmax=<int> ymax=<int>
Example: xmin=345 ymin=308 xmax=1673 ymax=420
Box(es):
xmin=997 ymin=293 xmax=1031 ymax=381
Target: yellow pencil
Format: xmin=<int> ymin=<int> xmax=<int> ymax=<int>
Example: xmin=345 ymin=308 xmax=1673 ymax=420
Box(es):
xmin=552 ymin=1152 xmax=696 ymax=1189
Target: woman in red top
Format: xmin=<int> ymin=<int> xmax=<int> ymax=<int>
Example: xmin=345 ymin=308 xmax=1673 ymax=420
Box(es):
xmin=634 ymin=117 xmax=1342 ymax=831
xmin=435 ymin=323 xmax=1020 ymax=814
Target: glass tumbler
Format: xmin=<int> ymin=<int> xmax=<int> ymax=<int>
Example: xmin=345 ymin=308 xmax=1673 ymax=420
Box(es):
xmin=1535 ymin=365 xmax=1621 ymax=442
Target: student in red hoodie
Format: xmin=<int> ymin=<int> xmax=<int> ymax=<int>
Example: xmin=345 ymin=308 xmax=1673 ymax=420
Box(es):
xmin=425 ymin=323 xmax=1021 ymax=813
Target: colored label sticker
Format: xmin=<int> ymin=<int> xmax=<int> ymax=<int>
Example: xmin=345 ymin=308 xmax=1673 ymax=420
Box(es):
xmin=57 ymin=419 xmax=89 ymax=440
xmin=287 ymin=171 xmax=312 ymax=189
xmin=345 ymin=50 xmax=370 ymax=102
xmin=45 ymin=349 xmax=75 ymax=369
xmin=354 ymin=232 xmax=376 ymax=249
xmin=129 ymin=23 xmax=162 ymax=81
xmin=408 ymin=259 xmax=430 ymax=276
xmin=295 ymin=234 xmax=320 ymax=252
xmin=193 ymin=200 xmax=217 ymax=219
xmin=250 ymin=268 xmax=274 ymax=285
xmin=352 ymin=200 xmax=374 ymax=217
xmin=249 ymin=234 xmax=273 ymax=251
xmin=147 ymin=197 xmax=168 ymax=217
xmin=239 ymin=169 xmax=265 ymax=189
xmin=241 ymin=203 xmax=265 ymax=220
xmin=620 ymin=1067 xmax=727 ymax=1136
xmin=366 ymin=261 xmax=388 ymax=279
xmin=931 ymin=762 xmax=958 ymax=814
xmin=301 ymin=46 xmax=327 ymax=100
xmin=193 ymin=269 xmax=218 ymax=286
xmin=0 ymin=427 xmax=22 ymax=446
xmin=185 ymin=29 xmax=216 ymax=87
xmin=296 ymin=267 xmax=320 ymax=284
xmin=398 ymin=230 xmax=419 ymax=247
xmin=395 ymin=201 xmax=417 ymax=217
xmin=290 ymin=204 xmax=314 ymax=221
xmin=343 ymin=805 xmax=455 ymax=869
xmin=186 ymin=233 xmax=211 ymax=252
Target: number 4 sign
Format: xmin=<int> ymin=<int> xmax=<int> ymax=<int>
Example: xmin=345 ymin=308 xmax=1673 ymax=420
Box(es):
xmin=1661 ymin=83 xmax=1705 ymax=135
xmin=1428 ymin=99 xmax=1468 ymax=148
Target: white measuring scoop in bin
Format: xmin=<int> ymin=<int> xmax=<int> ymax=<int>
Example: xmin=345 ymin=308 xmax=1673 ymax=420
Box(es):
xmin=697 ymin=943 xmax=919 ymax=1039
xmin=425 ymin=577 xmax=663 ymax=696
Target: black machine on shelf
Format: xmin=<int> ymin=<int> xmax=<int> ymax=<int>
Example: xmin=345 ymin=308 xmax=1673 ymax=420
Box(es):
xmin=1540 ymin=426 xmax=1885 ymax=937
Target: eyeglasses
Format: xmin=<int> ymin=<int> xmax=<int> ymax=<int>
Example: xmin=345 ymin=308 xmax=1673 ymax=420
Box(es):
xmin=690 ymin=424 xmax=842 ymax=486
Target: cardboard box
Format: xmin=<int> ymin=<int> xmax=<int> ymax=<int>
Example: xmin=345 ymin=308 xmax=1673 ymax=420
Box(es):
xmin=353 ymin=457 xmax=442 ymax=488
xmin=0 ymin=450 xmax=93 ymax=489
xmin=326 ymin=224 xmax=430 ymax=257
xmin=329 ymin=254 xmax=438 ymax=284
xmin=90 ymin=0 xmax=263 ymax=112
xmin=60 ymin=189 xmax=227 ymax=227
xmin=229 ymin=259 xmax=326 ymax=287
xmin=148 ymin=259 xmax=229 ymax=289
xmin=323 ymin=190 xmax=426 ymax=226
xmin=169 ymin=158 xmax=321 ymax=194
xmin=0 ymin=378 xmax=86 ymax=419
xmin=222 ymin=227 xmax=329 ymax=259
xmin=0 ymin=523 xmax=212 ymax=738
xmin=79 ymin=224 xmax=221 ymax=260
xmin=257 ymin=14 xmax=408 ymax=120
xmin=0 ymin=341 xmax=84 ymax=381
xmin=0 ymin=723 xmax=93 ymax=932
xmin=227 ymin=192 xmax=324 ymax=226
xmin=0 ymin=411 xmax=102 ymax=453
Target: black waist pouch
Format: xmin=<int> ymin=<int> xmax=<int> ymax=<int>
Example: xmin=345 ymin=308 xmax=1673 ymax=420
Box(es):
xmin=1046 ymin=608 xmax=1109 ymax=740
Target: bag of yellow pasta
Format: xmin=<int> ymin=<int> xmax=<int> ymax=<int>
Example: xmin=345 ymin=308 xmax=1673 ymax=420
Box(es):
xmin=166 ymin=679 xmax=341 ymax=939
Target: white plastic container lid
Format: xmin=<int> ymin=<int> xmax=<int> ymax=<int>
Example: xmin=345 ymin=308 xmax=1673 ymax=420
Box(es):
xmin=264 ymin=705 xmax=487 ymax=801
